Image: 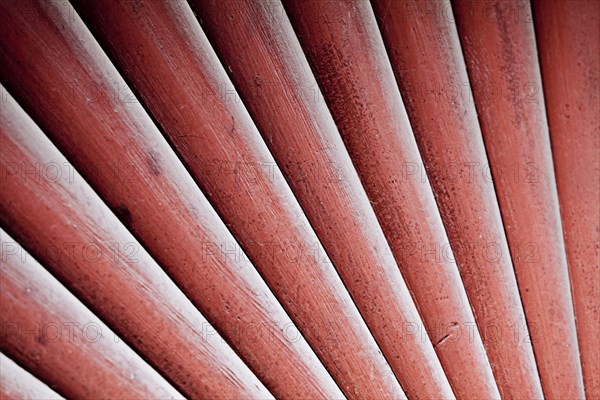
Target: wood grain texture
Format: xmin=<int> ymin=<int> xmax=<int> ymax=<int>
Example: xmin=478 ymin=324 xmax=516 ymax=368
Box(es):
xmin=0 ymin=231 xmax=182 ymax=399
xmin=452 ymin=1 xmax=584 ymax=398
xmin=368 ymin=0 xmax=544 ymax=397
xmin=534 ymin=1 xmax=600 ymax=398
xmin=322 ymin=1 xmax=507 ymax=398
xmin=70 ymin=0 xmax=400 ymax=398
xmin=0 ymin=90 xmax=272 ymax=399
xmin=196 ymin=0 xmax=500 ymax=399
xmin=0 ymin=1 xmax=338 ymax=398
xmin=283 ymin=1 xmax=461 ymax=399
xmin=0 ymin=353 xmax=63 ymax=400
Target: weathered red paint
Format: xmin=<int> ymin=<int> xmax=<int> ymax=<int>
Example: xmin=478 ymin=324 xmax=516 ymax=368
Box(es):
xmin=534 ymin=1 xmax=600 ymax=397
xmin=0 ymin=353 xmax=63 ymax=399
xmin=71 ymin=0 xmax=404 ymax=397
xmin=0 ymin=93 xmax=272 ymax=399
xmin=452 ymin=1 xmax=585 ymax=397
xmin=0 ymin=231 xmax=182 ymax=399
xmin=365 ymin=0 xmax=544 ymax=398
xmin=190 ymin=2 xmax=466 ymax=398
xmin=0 ymin=1 xmax=341 ymax=398
xmin=195 ymin=1 xmax=496 ymax=398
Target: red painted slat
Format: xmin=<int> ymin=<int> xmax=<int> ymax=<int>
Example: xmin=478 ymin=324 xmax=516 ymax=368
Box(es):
xmin=533 ymin=1 xmax=600 ymax=397
xmin=0 ymin=353 xmax=63 ymax=399
xmin=0 ymin=231 xmax=182 ymax=399
xmin=1 ymin=0 xmax=594 ymax=394
xmin=282 ymin=1 xmax=459 ymax=398
xmin=195 ymin=1 xmax=497 ymax=399
xmin=452 ymin=1 xmax=585 ymax=397
xmin=366 ymin=0 xmax=544 ymax=397
xmin=71 ymin=0 xmax=404 ymax=398
xmin=0 ymin=1 xmax=340 ymax=397
xmin=0 ymin=91 xmax=272 ymax=399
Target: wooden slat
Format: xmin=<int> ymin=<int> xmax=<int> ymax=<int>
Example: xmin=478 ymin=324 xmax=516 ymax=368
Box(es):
xmin=0 ymin=90 xmax=272 ymax=399
xmin=452 ymin=0 xmax=584 ymax=397
xmin=364 ymin=0 xmax=544 ymax=397
xmin=0 ymin=353 xmax=63 ymax=400
xmin=262 ymin=0 xmax=502 ymax=397
xmin=0 ymin=0 xmax=595 ymax=395
xmin=283 ymin=1 xmax=461 ymax=398
xmin=2 ymin=2 xmax=343 ymax=398
xmin=70 ymin=1 xmax=403 ymax=398
xmin=533 ymin=0 xmax=600 ymax=397
xmin=0 ymin=1 xmax=340 ymax=397
xmin=0 ymin=232 xmax=181 ymax=398
xmin=195 ymin=0 xmax=499 ymax=399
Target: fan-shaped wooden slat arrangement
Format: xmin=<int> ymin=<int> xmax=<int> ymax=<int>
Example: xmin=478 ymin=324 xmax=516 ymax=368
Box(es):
xmin=1 ymin=1 xmax=598 ymax=399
